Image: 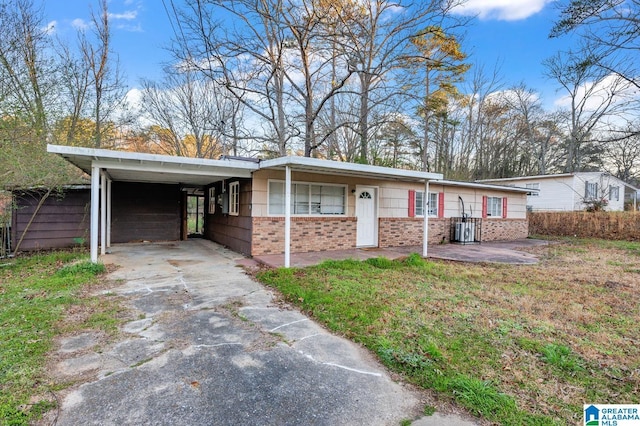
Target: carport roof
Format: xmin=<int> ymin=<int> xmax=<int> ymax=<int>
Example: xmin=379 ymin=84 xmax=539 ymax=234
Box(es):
xmin=47 ymin=145 xmax=444 ymax=185
xmin=47 ymin=144 xmax=258 ymax=186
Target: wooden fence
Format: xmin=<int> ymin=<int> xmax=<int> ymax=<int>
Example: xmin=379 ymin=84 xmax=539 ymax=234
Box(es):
xmin=529 ymin=211 xmax=640 ymax=241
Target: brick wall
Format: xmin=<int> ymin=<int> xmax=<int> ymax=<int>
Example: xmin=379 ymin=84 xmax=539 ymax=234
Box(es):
xmin=379 ymin=218 xmax=448 ymax=247
xmin=481 ymin=219 xmax=528 ymax=241
xmin=252 ymin=216 xmax=528 ymax=255
xmin=252 ymin=217 xmax=357 ymax=255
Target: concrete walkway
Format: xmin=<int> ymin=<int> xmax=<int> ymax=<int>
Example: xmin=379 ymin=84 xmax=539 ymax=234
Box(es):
xmin=254 ymin=238 xmax=551 ymax=268
xmin=47 ymin=240 xmax=479 ymax=426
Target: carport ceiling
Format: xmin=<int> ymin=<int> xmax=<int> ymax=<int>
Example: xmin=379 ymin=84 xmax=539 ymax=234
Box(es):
xmin=47 ymin=145 xmax=258 ymax=186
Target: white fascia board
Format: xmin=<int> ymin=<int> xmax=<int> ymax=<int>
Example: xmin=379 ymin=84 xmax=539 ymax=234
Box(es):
xmin=477 ymin=173 xmax=574 ymax=183
xmin=259 ymin=156 xmax=443 ymax=181
xmin=436 ymin=179 xmax=533 ymax=193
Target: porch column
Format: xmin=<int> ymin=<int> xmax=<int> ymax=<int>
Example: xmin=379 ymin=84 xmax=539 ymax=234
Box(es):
xmin=284 ymin=165 xmax=291 ymax=268
xmin=422 ymin=180 xmax=429 ymax=258
xmin=106 ymin=178 xmax=112 ymax=248
xmin=90 ymin=164 xmax=100 ymax=263
xmin=100 ymin=173 xmax=107 ymax=255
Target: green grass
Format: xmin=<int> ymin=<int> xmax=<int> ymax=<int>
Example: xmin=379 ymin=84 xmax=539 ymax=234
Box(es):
xmin=0 ymin=251 xmax=112 ymax=425
xmin=258 ymin=239 xmax=640 ymax=425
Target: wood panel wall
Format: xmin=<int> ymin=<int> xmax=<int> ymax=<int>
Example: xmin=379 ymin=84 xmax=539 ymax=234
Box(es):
xmin=204 ymin=179 xmax=252 ymax=255
xmin=12 ymin=189 xmax=91 ymax=251
xmin=110 ymin=182 xmax=181 ymax=243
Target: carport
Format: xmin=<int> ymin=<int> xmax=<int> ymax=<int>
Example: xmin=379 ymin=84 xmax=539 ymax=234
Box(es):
xmin=47 ymin=145 xmax=258 ymax=263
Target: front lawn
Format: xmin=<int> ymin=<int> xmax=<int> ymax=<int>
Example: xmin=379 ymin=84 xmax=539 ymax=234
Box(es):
xmin=0 ymin=252 xmax=125 ymax=425
xmin=258 ymin=239 xmax=640 ymax=425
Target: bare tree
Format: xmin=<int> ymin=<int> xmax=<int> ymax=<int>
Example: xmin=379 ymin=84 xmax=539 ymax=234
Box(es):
xmin=79 ymin=0 xmax=127 ymax=148
xmin=53 ymin=42 xmax=91 ymax=146
xmin=551 ymin=0 xmax=640 ymax=91
xmin=606 ymin=131 xmax=640 ymax=182
xmin=339 ymin=0 xmax=463 ymax=163
xmin=0 ymin=0 xmax=51 ymax=141
xmin=140 ymin=65 xmax=237 ymax=159
xmin=544 ymin=49 xmax=634 ymax=172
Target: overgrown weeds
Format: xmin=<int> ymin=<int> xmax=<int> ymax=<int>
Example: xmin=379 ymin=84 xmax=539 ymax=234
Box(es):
xmin=0 ymin=251 xmax=123 ymax=425
xmin=258 ymin=239 xmax=640 ymax=425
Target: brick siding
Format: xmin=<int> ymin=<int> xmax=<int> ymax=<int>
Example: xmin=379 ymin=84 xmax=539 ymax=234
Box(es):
xmin=379 ymin=218 xmax=448 ymax=247
xmin=481 ymin=219 xmax=528 ymax=241
xmin=252 ymin=216 xmax=528 ymax=255
xmin=252 ymin=217 xmax=357 ymax=255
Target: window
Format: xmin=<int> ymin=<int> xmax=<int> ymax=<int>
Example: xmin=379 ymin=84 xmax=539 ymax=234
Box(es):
xmin=229 ymin=181 xmax=240 ymax=216
xmin=415 ymin=191 xmax=438 ymax=217
xmin=487 ymin=196 xmax=502 ymax=217
xmin=609 ymin=185 xmax=619 ymax=201
xmin=585 ymin=181 xmax=598 ymax=199
xmin=208 ymin=187 xmax=216 ymax=214
xmin=268 ymin=180 xmax=346 ymax=216
xmin=525 ymin=183 xmax=540 ymax=196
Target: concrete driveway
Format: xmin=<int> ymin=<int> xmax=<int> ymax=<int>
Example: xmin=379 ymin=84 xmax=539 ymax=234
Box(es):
xmin=48 ymin=240 xmax=478 ymax=425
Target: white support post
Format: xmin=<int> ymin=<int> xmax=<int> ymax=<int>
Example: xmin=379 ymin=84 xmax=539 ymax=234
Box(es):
xmin=284 ymin=165 xmax=291 ymax=268
xmin=100 ymin=173 xmax=106 ymax=255
xmin=106 ymin=178 xmax=112 ymax=248
xmin=90 ymin=165 xmax=100 ymax=263
xmin=422 ymin=180 xmax=430 ymax=258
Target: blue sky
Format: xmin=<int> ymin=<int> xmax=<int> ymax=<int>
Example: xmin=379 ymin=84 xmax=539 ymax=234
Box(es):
xmin=43 ymin=0 xmax=577 ymax=109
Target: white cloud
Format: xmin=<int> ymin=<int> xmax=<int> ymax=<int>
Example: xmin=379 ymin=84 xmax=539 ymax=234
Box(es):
xmin=553 ymin=74 xmax=637 ymax=109
xmin=108 ymin=10 xmax=138 ymax=21
xmin=43 ymin=20 xmax=57 ymax=35
xmin=452 ymin=0 xmax=552 ymax=21
xmin=71 ymin=18 xmax=88 ymax=30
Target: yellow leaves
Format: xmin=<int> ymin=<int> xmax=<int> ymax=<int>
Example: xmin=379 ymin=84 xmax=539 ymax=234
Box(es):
xmin=51 ymin=116 xmax=116 ymax=148
xmin=409 ymin=25 xmax=469 ymax=69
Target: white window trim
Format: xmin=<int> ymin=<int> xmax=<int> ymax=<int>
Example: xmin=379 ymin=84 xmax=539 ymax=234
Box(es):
xmin=487 ymin=196 xmax=502 ymax=218
xmin=267 ymin=179 xmax=348 ymax=217
xmin=585 ymin=181 xmax=598 ymax=199
xmin=415 ymin=191 xmax=438 ymax=217
xmin=229 ymin=181 xmax=240 ymax=216
xmin=609 ymin=185 xmax=620 ymax=201
xmin=525 ymin=183 xmax=540 ymax=197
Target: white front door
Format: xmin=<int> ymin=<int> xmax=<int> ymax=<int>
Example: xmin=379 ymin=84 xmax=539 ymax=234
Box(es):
xmin=356 ymin=186 xmax=377 ymax=247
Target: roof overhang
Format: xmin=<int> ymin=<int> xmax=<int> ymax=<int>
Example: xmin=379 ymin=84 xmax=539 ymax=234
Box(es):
xmin=47 ymin=146 xmax=444 ymax=187
xmin=436 ymin=179 xmax=534 ymax=194
xmin=478 ymin=172 xmax=639 ymax=193
xmin=47 ymin=144 xmax=258 ymax=186
xmin=260 ymin=156 xmax=443 ymax=182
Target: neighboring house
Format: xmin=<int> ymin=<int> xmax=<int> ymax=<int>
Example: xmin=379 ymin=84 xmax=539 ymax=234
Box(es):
xmin=11 ymin=145 xmax=532 ymax=264
xmin=479 ymin=172 xmax=639 ymax=212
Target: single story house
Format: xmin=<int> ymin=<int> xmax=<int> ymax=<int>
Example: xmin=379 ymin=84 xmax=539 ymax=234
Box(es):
xmin=10 ymin=145 xmax=532 ymax=265
xmin=479 ymin=172 xmax=639 ymax=212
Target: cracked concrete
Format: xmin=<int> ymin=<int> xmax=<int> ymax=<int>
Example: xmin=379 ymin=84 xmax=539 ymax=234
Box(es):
xmin=47 ymin=239 xmax=479 ymax=426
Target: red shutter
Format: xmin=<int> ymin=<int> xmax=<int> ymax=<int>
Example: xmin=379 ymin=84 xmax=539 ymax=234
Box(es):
xmin=438 ymin=192 xmax=445 ymax=218
xmin=408 ymin=190 xmax=415 ymax=217
xmin=482 ymin=196 xmax=488 ymax=218
xmin=502 ymin=197 xmax=508 ymax=218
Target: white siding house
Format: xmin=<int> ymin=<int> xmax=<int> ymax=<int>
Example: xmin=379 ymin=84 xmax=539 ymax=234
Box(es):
xmin=478 ymin=173 xmax=638 ymax=212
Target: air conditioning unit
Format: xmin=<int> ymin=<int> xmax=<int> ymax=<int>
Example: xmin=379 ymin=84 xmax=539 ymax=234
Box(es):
xmin=455 ymin=222 xmax=475 ymax=243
